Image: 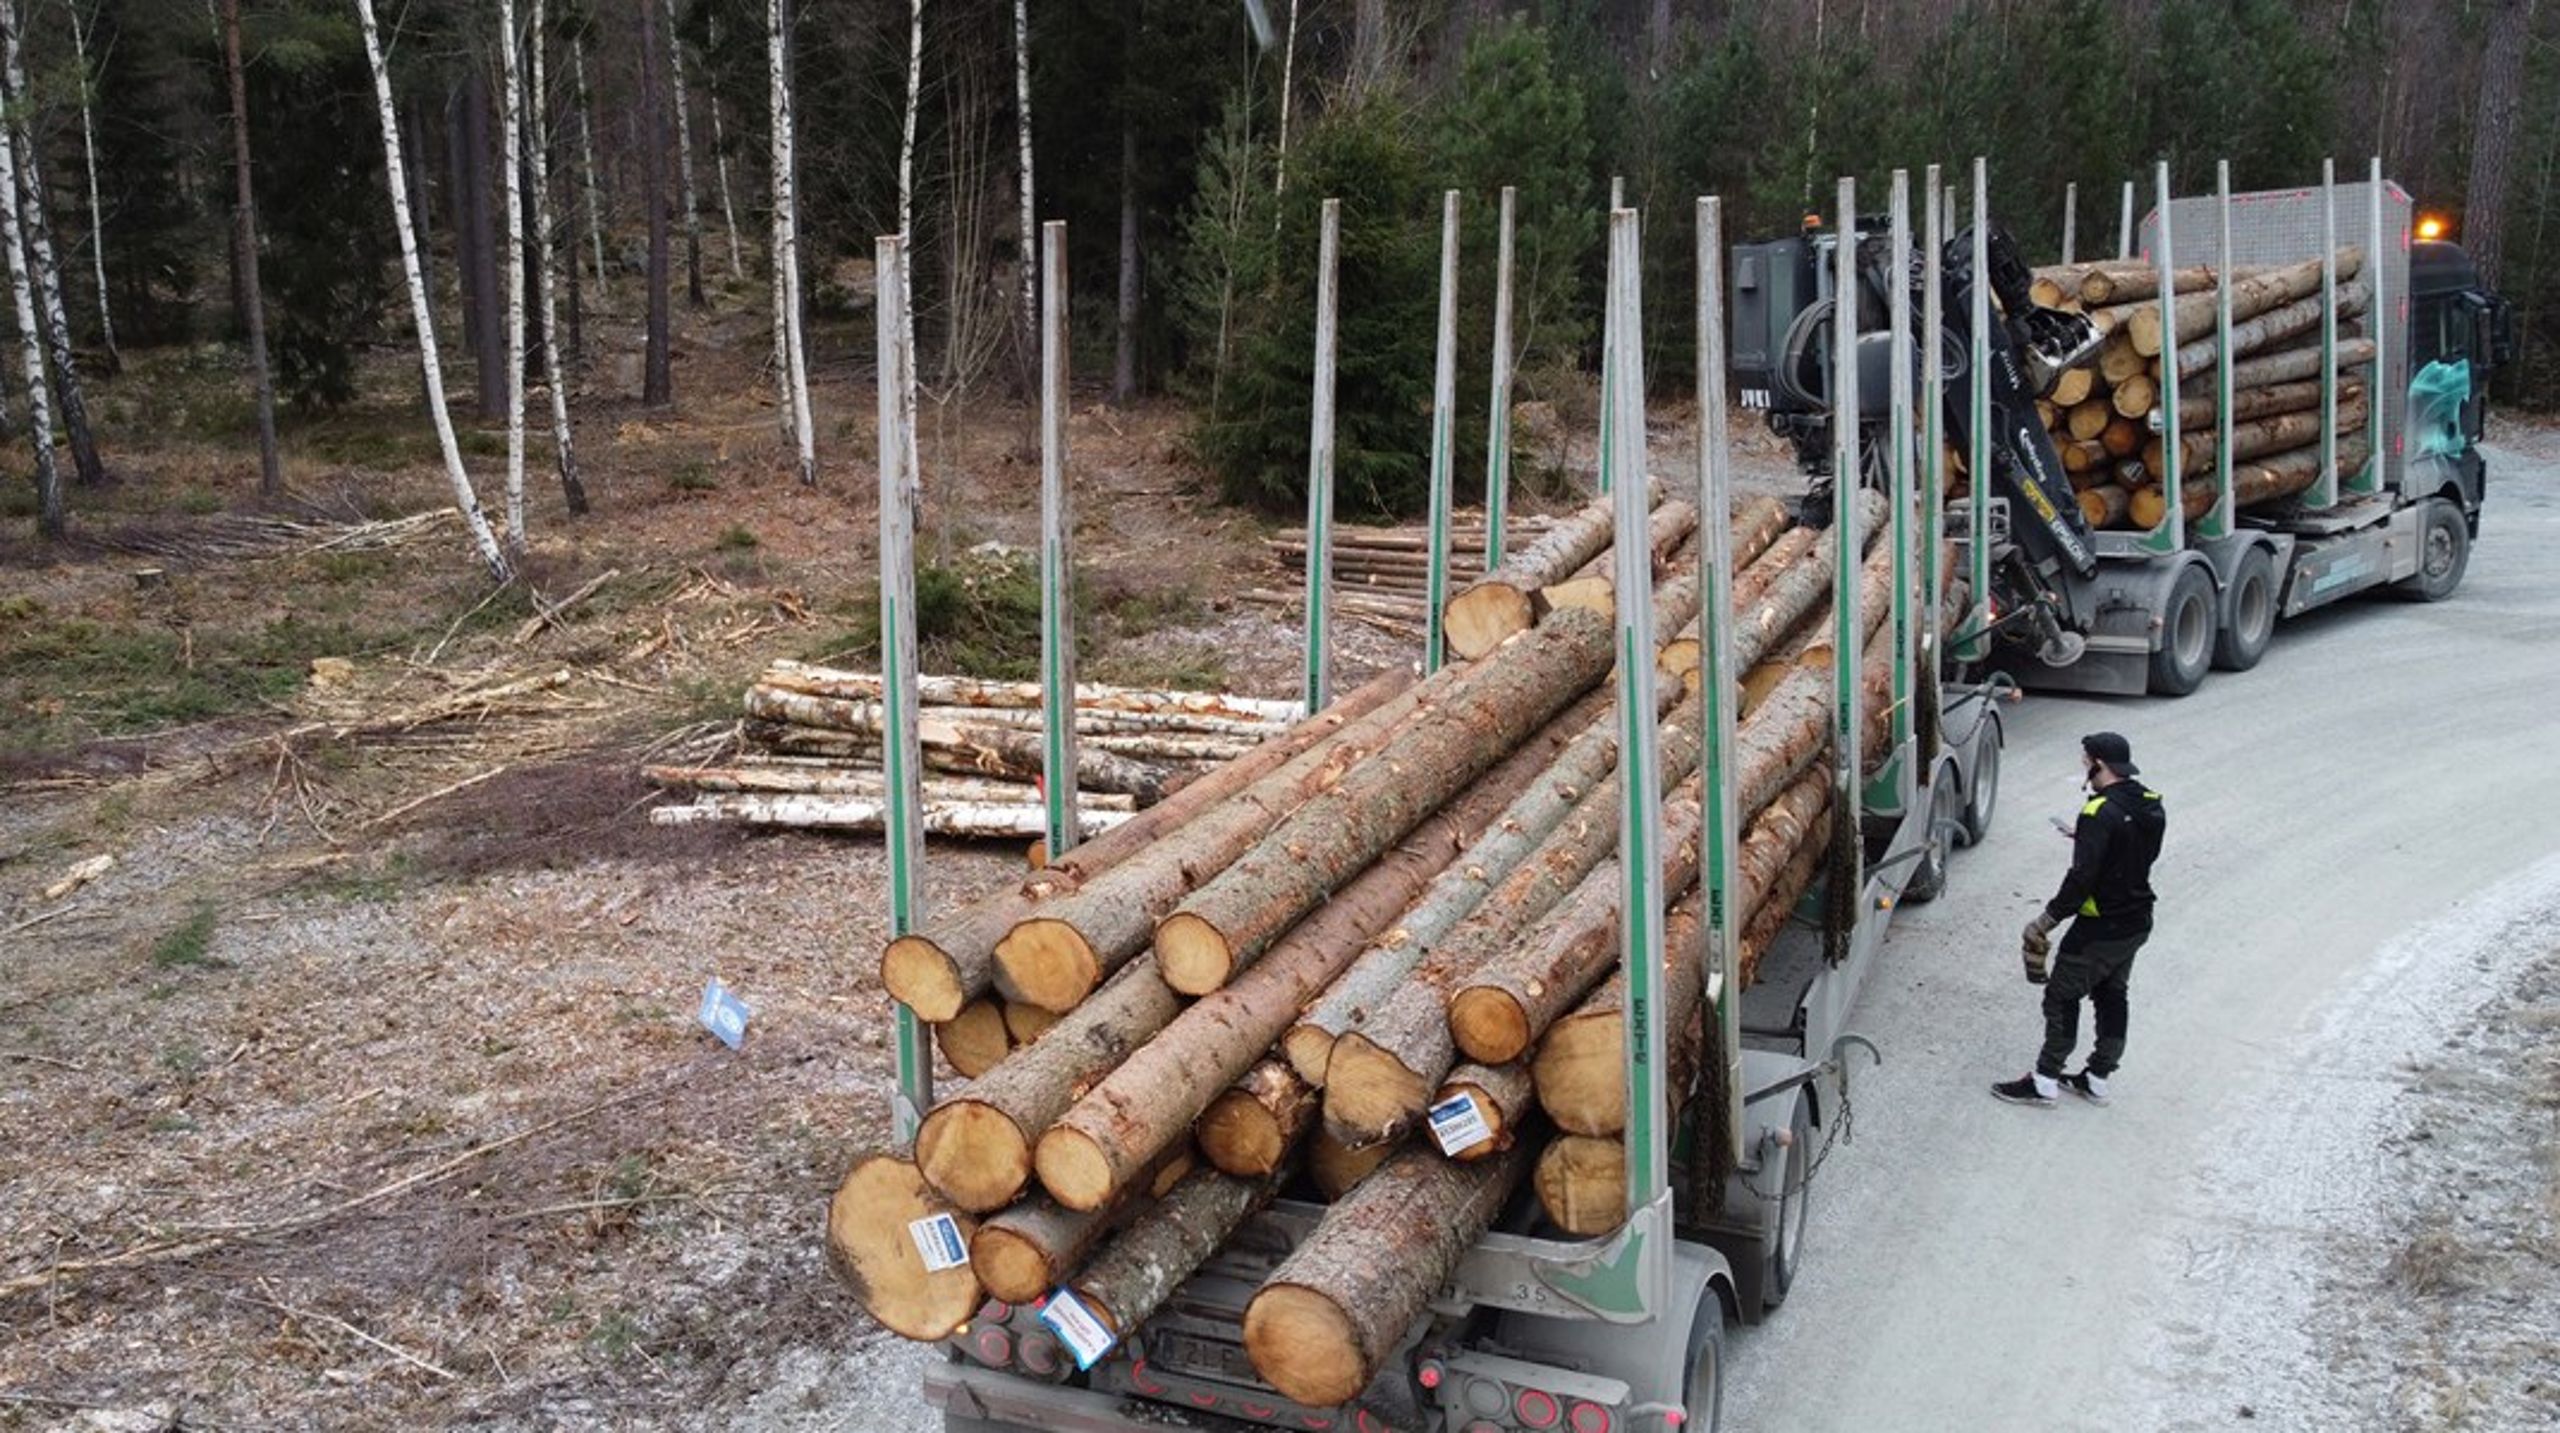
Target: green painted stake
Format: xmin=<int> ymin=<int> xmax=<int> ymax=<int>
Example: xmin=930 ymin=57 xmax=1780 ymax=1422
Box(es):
xmin=2062 ymin=181 xmax=2077 ymax=266
xmin=2142 ymin=162 xmax=2186 ymax=557
xmin=1921 ymin=165 xmax=1944 ymax=642
xmin=1486 ymin=185 xmax=1516 ymax=572
xmin=875 ymin=232 xmax=929 ymax=1139
xmin=1425 ymin=190 xmax=1460 ymax=674
xmin=1832 ymin=176 xmax=1863 ymax=900
xmin=1038 ymin=221 xmax=1078 ymax=860
xmin=2200 ymin=161 xmax=2234 ymax=539
xmin=1960 ymin=159 xmax=1991 ymax=662
xmin=2356 ymin=156 xmax=2387 ymax=497
xmin=2118 ymin=179 xmax=2134 ymax=260
xmin=1605 ymin=205 xmax=1666 ymax=1235
xmin=1883 ymin=169 xmax=1915 ymax=797
xmin=2312 ymin=159 xmax=2340 ymax=510
xmin=1694 ymin=194 xmax=1744 ymax=1174
xmin=1302 ymin=198 xmax=1340 ymax=712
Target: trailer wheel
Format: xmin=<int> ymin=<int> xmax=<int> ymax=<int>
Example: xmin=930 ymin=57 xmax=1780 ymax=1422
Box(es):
xmin=2211 ymin=546 xmax=2276 ymax=672
xmin=1958 ymin=724 xmax=1999 ymax=847
xmin=2402 ymin=498 xmax=2470 ymax=602
xmin=1761 ymin=1097 xmax=1814 ymax=1308
xmin=2146 ymin=564 xmax=2215 ymax=696
xmin=1683 ymin=1294 xmax=1728 ymax=1432
xmin=1902 ymin=777 xmax=1961 ymax=903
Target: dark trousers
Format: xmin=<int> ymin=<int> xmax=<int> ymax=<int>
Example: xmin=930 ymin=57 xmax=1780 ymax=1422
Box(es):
xmin=2037 ymin=927 xmax=2148 ymax=1079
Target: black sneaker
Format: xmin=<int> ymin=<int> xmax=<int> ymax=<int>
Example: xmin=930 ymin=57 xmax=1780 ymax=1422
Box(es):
xmin=2061 ymin=1070 xmax=2111 ymax=1106
xmin=1991 ymin=1074 xmax=2057 ymax=1108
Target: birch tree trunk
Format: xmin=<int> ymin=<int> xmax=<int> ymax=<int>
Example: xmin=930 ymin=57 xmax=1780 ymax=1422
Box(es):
xmin=69 ymin=4 xmax=115 ymax=374
xmin=1 ymin=8 xmax=102 ymax=489
xmin=1012 ymin=0 xmax=1034 ymax=366
xmin=638 ymin=0 xmax=673 ymax=407
xmin=706 ymin=15 xmax=743 ymax=279
xmin=1274 ymin=0 xmax=1296 ymax=197
xmin=572 ymin=39 xmax=608 ymax=299
xmin=769 ymin=0 xmax=815 ymax=483
xmin=354 ymin=0 xmax=511 ymax=581
xmin=0 ymin=42 xmax=56 ymax=540
xmin=497 ymin=0 xmax=529 ymax=548
xmin=217 ymin=0 xmax=279 ymax=497
xmin=528 ymin=0 xmax=586 ymax=513
xmin=661 ymin=0 xmax=704 ymax=307
xmin=895 ymin=0 xmax=921 ymax=485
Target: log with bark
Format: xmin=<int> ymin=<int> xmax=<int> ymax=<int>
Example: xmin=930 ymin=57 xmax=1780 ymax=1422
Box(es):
xmin=934 ymin=997 xmax=1012 ymax=1077
xmin=1002 ymin=1000 xmax=1061 ymax=1045
xmin=741 ymin=688 xmax=1177 ymax=802
xmin=2101 ymin=415 xmax=2144 ymax=460
xmin=651 ymin=793 xmax=1134 ymax=839
xmin=2128 ymin=438 xmax=2380 ymax=527
xmin=2049 ymin=366 xmax=2095 ymax=407
xmin=2078 ymin=484 xmax=2133 ymax=529
xmin=2141 ymin=397 xmax=2370 ymax=480
xmin=2066 ymin=398 xmax=2112 ymax=442
xmin=1440 ymin=483 xmax=1665 ymax=659
xmin=825 ymin=1155 xmax=982 ymax=1340
xmin=1310 ymin=1128 xmax=1399 ymax=1200
xmin=2111 ymin=371 xmax=2158 ymax=420
xmin=2127 ymin=250 xmax=2362 ymax=356
xmin=1028 ymin=693 xmax=1601 ymax=1212
xmin=1538 ymin=500 xmax=1703 ymax=618
xmin=2169 ymin=281 xmax=2369 ymax=380
xmin=646 ymin=763 xmax=1138 ymax=810
xmin=880 ymin=669 xmax=1412 ymax=1021
xmin=2077 ymin=262 xmax=2216 ymax=306
xmin=1067 ymin=1168 xmax=1278 ymax=1345
xmin=993 ymin=670 xmax=1450 ymax=1013
xmin=1243 ymin=1139 xmax=1535 ymax=1407
xmin=2223 ymin=336 xmax=2378 ymax=391
xmin=969 ymin=1148 xmax=1194 ymax=1303
xmin=1153 ymin=600 xmax=1638 ymax=999
xmin=758 ymin=663 xmax=1305 ymax=724
xmin=2163 ymin=379 xmax=2366 ymax=432
xmin=1197 ymin=1059 xmax=1318 ymax=1178
xmin=1430 ymin=1061 xmax=1534 ymax=1161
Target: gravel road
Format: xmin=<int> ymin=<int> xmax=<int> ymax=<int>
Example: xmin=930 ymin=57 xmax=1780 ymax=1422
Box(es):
xmin=1726 ymin=437 xmax=2560 ymax=1430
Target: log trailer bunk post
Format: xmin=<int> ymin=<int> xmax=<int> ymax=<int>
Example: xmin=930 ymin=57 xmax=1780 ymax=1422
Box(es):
xmin=913 ymin=173 xmax=2002 ymax=1433
xmin=1736 ymin=158 xmax=2511 ymax=699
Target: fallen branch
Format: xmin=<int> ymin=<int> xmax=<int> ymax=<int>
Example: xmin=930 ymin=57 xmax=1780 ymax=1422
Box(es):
xmin=511 ymin=569 xmax=621 ymax=644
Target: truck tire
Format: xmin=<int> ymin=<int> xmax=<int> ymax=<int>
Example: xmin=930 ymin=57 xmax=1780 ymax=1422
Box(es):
xmin=1683 ymin=1293 xmax=1728 ymax=1433
xmin=1902 ymin=775 xmax=1961 ymax=904
xmin=2146 ymin=564 xmax=2215 ymax=696
xmin=1761 ymin=1097 xmax=1814 ymax=1308
xmin=2401 ymin=498 xmax=2470 ymax=602
xmin=1958 ymin=723 xmax=1999 ymax=847
xmin=2211 ymin=546 xmax=2277 ymax=672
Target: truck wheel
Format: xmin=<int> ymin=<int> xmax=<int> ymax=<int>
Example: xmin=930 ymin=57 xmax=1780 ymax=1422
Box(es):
xmin=1761 ymin=1097 xmax=1814 ymax=1308
xmin=2402 ymin=498 xmax=2470 ymax=602
xmin=2146 ymin=564 xmax=2215 ymax=696
xmin=2211 ymin=546 xmax=2277 ymax=672
xmin=1902 ymin=776 xmax=1961 ymax=903
xmin=1683 ymin=1294 xmax=1728 ymax=1432
xmin=1958 ymin=725 xmax=1999 ymax=847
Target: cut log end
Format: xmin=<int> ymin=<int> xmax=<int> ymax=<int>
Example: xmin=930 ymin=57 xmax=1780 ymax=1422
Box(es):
xmin=1446 ymin=987 xmax=1534 ymax=1067
xmin=880 ymin=934 xmax=967 ymax=1023
xmin=912 ymin=1099 xmax=1034 ymax=1214
xmin=1443 ymin=583 xmax=1534 ymax=662
xmin=1322 ymin=1034 xmax=1433 ymax=1147
xmin=1282 ymin=1023 xmax=1336 ymax=1089
xmin=1533 ymin=1134 xmax=1628 ymax=1238
xmin=824 ymin=1156 xmax=983 ymax=1341
xmin=934 ymin=999 xmax=1012 ymax=1079
xmin=1032 ymin=1124 xmax=1118 ymax=1213
xmin=993 ymin=916 xmax=1101 ymax=1015
xmin=1197 ymin=1065 xmax=1314 ymax=1179
xmin=970 ymin=1223 xmax=1062 ymax=1305
xmin=1153 ymin=910 xmax=1237 ymax=996
xmin=1309 ymin=1129 xmax=1397 ymax=1201
xmin=1241 ymin=1281 xmax=1368 ymax=1409
xmin=1530 ymin=1013 xmax=1622 ymax=1138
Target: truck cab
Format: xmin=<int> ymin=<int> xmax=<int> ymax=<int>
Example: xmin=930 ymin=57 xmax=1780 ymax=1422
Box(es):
xmin=2407 ymin=239 xmax=2510 ymax=530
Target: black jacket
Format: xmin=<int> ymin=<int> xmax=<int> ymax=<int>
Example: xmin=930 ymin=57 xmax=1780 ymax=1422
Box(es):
xmin=2046 ymin=778 xmax=2166 ymax=938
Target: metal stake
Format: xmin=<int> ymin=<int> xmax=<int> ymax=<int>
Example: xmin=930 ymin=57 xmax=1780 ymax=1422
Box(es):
xmin=876 ymin=232 xmax=929 ymax=1138
xmin=1425 ymin=190 xmax=1460 ymax=672
xmin=1301 ymin=198 xmax=1339 ymax=711
xmin=1038 ymin=221 xmax=1079 ymax=860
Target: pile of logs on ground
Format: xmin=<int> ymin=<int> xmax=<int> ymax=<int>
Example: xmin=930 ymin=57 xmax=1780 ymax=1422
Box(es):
xmin=2027 ymin=249 xmax=2377 ymax=530
xmin=827 ymin=482 xmax=1957 ymax=1410
xmin=1243 ymin=513 xmax=1561 ymax=635
xmin=646 ymin=662 xmax=1300 ymax=841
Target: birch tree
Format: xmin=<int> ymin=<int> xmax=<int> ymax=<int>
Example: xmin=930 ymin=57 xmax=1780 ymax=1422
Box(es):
xmin=661 ymin=0 xmax=703 ymax=306
xmin=498 ymin=0 xmax=529 ymax=548
xmin=529 ymin=0 xmax=586 ymax=512
xmin=218 ymin=0 xmax=279 ymax=496
xmin=573 ymin=38 xmax=607 ymax=299
xmin=0 ymin=57 xmax=55 ymax=539
xmin=69 ymin=1 xmax=114 ymax=374
xmin=354 ymin=0 xmax=511 ymax=581
xmin=2 ymin=2 xmax=102 ymax=489
xmin=1012 ymin=0 xmax=1033 ymax=362
xmin=707 ymin=14 xmax=743 ymax=279
xmin=896 ymin=0 xmax=921 ymax=478
xmin=768 ymin=0 xmax=813 ymax=484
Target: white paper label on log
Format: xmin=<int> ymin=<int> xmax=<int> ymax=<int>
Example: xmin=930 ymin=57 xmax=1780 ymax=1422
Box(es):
xmin=1038 ymin=1287 xmax=1115 ymax=1369
xmin=1426 ymin=1092 xmax=1493 ymax=1156
xmin=696 ymin=977 xmax=751 ymax=1050
xmin=907 ymin=1213 xmax=969 ymax=1273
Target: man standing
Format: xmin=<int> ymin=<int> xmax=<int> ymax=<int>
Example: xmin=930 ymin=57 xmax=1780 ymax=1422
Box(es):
xmin=1993 ymin=732 xmax=2166 ymax=1108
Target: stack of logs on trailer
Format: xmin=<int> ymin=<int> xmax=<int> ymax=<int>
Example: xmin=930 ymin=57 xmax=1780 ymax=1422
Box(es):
xmin=827 ymin=476 xmax=1967 ymax=1411
xmin=2023 ymin=249 xmax=2376 ymax=529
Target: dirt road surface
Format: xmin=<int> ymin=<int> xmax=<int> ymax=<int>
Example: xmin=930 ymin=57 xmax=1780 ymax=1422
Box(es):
xmin=1727 ymin=436 xmax=2560 ymax=1430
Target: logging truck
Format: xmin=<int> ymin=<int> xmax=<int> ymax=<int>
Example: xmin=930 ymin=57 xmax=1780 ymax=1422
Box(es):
xmin=1732 ymin=168 xmax=2511 ymax=696
xmin=857 ymin=195 xmax=2001 ymax=1433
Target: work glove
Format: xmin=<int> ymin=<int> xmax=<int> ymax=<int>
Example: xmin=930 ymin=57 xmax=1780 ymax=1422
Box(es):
xmin=2021 ymin=910 xmax=2058 ymax=985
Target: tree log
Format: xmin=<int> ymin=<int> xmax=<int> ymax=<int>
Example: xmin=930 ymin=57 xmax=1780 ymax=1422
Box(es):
xmin=1002 ymin=1000 xmax=1061 ymax=1045
xmin=935 ymin=998 xmax=1012 ymax=1078
xmin=2078 ymin=262 xmax=2216 ymax=306
xmin=651 ymin=793 xmax=1133 ymax=839
xmin=2061 ymin=438 xmax=2104 ymax=476
xmin=2171 ymin=280 xmax=2369 ymax=379
xmin=915 ymin=957 xmax=1185 ymax=1211
xmin=1070 ymin=1168 xmax=1277 ymax=1344
xmin=759 ymin=662 xmax=1305 ymax=723
xmin=2078 ymin=484 xmax=2132 ymax=529
xmin=1431 ymin=1061 xmax=1534 ymax=1162
xmin=2142 ymin=397 xmax=2369 ymax=480
xmin=1197 ymin=1059 xmax=1318 ymax=1178
xmin=2128 ymin=249 xmax=2363 ymax=356
xmin=1443 ymin=483 xmax=1653 ymax=660
xmin=2101 ymin=415 xmax=2143 ymax=459
xmin=2049 ymin=366 xmax=2094 ymax=407
xmin=1030 ymin=694 xmax=1601 ymax=1213
xmin=969 ymin=1148 xmax=1194 ymax=1303
xmin=740 ymin=688 xmax=1177 ymax=803
xmin=1154 ymin=602 xmax=1637 ymax=997
xmin=2236 ymin=438 xmax=2372 ymax=509
xmin=2111 ymin=370 xmax=2157 ymax=420
xmin=2224 ymin=336 xmax=2379 ymax=390
xmin=2066 ymin=398 xmax=2112 ymax=441
xmin=882 ymin=669 xmax=1414 ymax=1023
xmin=993 ymin=671 xmax=1449 ymax=1013
xmin=1243 ymin=1139 xmax=1535 ymax=1408
xmin=2167 ymin=379 xmax=2365 ymax=431
xmin=1309 ymin=1128 xmax=1398 ymax=1200
xmin=2098 ymin=332 xmax=2149 ymax=384
xmin=825 ymin=1155 xmax=982 ymax=1340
